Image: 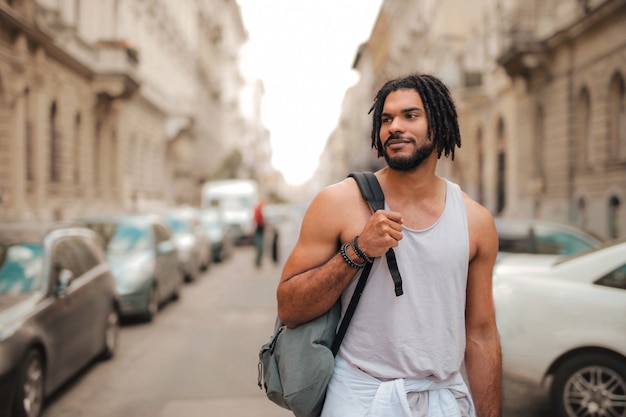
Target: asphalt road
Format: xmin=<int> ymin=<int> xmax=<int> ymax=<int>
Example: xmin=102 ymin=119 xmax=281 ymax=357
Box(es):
xmin=41 ymin=230 xmax=554 ymax=417
xmin=43 ymin=245 xmax=292 ymax=417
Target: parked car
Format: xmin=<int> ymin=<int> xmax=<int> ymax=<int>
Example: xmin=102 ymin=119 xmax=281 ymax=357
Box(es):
xmin=0 ymin=224 xmax=119 ymax=417
xmin=200 ymin=208 xmax=234 ymax=263
xmin=163 ymin=209 xmax=208 ymax=282
xmin=495 ymin=217 xmax=603 ymax=258
xmin=493 ymin=238 xmax=626 ymax=417
xmin=80 ymin=214 xmax=183 ymax=321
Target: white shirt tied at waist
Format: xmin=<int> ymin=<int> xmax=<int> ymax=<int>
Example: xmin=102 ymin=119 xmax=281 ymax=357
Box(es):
xmin=321 ymin=356 xmax=476 ymax=417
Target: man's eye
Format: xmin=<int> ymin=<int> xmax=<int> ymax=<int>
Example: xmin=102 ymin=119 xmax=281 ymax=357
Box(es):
xmin=381 ymin=117 xmax=391 ymax=123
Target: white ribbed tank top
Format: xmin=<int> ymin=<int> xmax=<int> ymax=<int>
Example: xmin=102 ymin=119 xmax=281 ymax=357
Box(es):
xmin=339 ymin=179 xmax=469 ymax=381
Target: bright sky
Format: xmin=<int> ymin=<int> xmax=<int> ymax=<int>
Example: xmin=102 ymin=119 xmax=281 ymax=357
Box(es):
xmin=236 ymin=0 xmax=383 ymax=186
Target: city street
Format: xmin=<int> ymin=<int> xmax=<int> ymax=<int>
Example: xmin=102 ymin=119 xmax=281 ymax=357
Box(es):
xmin=42 ymin=245 xmax=293 ymax=417
xmin=41 ymin=223 xmax=553 ymax=417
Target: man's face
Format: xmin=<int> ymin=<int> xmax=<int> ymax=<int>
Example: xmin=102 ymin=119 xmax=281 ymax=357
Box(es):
xmin=379 ymin=88 xmax=434 ymax=171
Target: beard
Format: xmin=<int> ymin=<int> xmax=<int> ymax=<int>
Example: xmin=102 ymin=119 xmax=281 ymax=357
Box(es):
xmin=383 ymin=137 xmax=435 ymax=171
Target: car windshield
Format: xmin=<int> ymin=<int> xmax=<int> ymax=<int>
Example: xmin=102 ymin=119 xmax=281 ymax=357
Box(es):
xmin=221 ymin=196 xmax=253 ymax=210
xmin=87 ymin=222 xmax=151 ymax=253
xmin=537 ymin=231 xmax=597 ymax=255
xmin=0 ymin=243 xmax=45 ymax=294
xmin=555 ymin=236 xmax=626 ymax=265
xmin=166 ymin=217 xmax=191 ymax=234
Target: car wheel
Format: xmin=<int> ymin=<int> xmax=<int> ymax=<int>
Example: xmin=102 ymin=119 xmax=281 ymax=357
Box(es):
xmin=13 ymin=349 xmax=45 ymax=417
xmin=144 ymin=285 xmax=159 ymax=321
xmin=200 ymin=253 xmax=209 ymax=271
xmin=171 ymin=271 xmax=183 ymax=301
xmin=185 ymin=259 xmax=199 ymax=282
xmin=100 ymin=308 xmax=119 ymax=360
xmin=551 ymin=352 xmax=626 ymax=417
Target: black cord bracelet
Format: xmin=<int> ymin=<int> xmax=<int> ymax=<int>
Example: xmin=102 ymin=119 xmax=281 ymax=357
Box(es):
xmin=340 ymin=242 xmax=366 ymax=269
xmin=352 ymin=236 xmax=373 ymax=263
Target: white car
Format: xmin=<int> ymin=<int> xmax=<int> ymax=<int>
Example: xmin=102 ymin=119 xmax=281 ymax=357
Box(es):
xmin=493 ymin=239 xmax=626 ymax=417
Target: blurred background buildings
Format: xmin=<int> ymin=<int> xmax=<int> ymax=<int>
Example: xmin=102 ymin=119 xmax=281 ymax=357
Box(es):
xmin=0 ymin=0 xmax=277 ymax=221
xmin=317 ymin=0 xmax=626 ymax=240
xmin=0 ymin=0 xmax=625 ymax=240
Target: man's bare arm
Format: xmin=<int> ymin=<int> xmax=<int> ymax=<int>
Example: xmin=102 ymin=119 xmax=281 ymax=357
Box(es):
xmin=277 ymin=179 xmax=403 ymax=328
xmin=464 ymin=200 xmax=502 ymax=417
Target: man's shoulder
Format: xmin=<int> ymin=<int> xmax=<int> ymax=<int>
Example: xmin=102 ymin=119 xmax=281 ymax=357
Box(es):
xmin=319 ymin=177 xmax=362 ymax=198
xmin=309 ymin=177 xmax=371 ymax=215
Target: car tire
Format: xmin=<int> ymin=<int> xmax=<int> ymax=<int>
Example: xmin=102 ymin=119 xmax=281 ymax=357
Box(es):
xmin=100 ymin=308 xmax=120 ymax=360
xmin=171 ymin=271 xmax=183 ymax=301
xmin=551 ymin=352 xmax=626 ymax=417
xmin=185 ymin=258 xmax=199 ymax=282
xmin=13 ymin=349 xmax=45 ymax=417
xmin=144 ymin=285 xmax=159 ymax=322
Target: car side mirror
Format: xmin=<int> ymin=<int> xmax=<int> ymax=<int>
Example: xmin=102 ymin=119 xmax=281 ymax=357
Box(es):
xmin=56 ymin=269 xmax=74 ymax=295
xmin=157 ymin=241 xmax=174 ymax=253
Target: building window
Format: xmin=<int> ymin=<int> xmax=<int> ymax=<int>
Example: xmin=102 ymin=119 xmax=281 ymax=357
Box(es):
xmin=608 ymin=195 xmax=621 ymax=239
xmin=463 ymin=71 xmax=483 ymax=88
xmin=110 ymin=130 xmax=117 ymax=187
xmin=496 ymin=118 xmax=506 ymax=215
xmin=607 ymin=72 xmax=626 ymax=162
xmin=577 ymin=197 xmax=588 ymax=229
xmin=26 ymin=120 xmax=34 ymax=181
xmin=74 ymin=113 xmax=81 ymax=184
xmin=534 ymin=105 xmax=546 ymax=191
xmin=576 ymin=87 xmax=592 ymax=168
xmin=18 ymin=87 xmax=34 ymax=182
xmin=476 ymin=126 xmax=484 ymax=205
xmin=49 ymin=101 xmax=61 ymax=183
xmin=94 ymin=130 xmax=101 ymax=189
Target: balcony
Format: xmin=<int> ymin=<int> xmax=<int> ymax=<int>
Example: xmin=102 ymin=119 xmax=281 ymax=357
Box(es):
xmin=93 ymin=40 xmax=140 ymax=99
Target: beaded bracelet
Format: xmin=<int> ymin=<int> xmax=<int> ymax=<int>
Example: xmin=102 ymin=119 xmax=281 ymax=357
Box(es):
xmin=352 ymin=235 xmax=373 ymax=263
xmin=340 ymin=242 xmax=366 ymax=269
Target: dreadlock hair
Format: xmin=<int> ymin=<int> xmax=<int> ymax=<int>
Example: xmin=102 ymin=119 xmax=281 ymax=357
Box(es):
xmin=369 ymin=73 xmax=461 ymax=160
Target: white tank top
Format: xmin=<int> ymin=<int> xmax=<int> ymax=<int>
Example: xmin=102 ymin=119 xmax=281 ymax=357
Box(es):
xmin=339 ymin=179 xmax=469 ymax=381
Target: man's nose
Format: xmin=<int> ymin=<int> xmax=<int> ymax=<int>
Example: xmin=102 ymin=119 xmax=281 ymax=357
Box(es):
xmin=388 ymin=116 xmax=404 ymax=133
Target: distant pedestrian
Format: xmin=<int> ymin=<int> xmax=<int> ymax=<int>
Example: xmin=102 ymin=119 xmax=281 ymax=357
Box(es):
xmin=271 ymin=226 xmax=279 ymax=264
xmin=253 ymin=199 xmax=265 ymax=267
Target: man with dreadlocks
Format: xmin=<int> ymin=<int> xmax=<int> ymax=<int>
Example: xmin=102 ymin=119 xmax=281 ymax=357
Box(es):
xmin=277 ymin=73 xmax=502 ymax=417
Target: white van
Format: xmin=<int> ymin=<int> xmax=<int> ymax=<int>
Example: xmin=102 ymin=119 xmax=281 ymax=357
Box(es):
xmin=201 ymin=179 xmax=259 ymax=244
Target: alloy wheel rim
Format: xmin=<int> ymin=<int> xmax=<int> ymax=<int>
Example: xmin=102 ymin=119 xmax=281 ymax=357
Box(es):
xmin=105 ymin=311 xmax=119 ymax=352
xmin=563 ymin=365 xmax=626 ymax=417
xmin=23 ymin=356 xmax=44 ymax=417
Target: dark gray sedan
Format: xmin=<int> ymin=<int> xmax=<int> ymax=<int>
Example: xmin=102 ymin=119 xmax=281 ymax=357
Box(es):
xmin=0 ymin=225 xmax=120 ymax=417
xmin=80 ymin=214 xmax=183 ymax=321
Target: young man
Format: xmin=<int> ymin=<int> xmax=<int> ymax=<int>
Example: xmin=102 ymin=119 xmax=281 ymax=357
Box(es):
xmin=277 ymin=73 xmax=502 ymax=416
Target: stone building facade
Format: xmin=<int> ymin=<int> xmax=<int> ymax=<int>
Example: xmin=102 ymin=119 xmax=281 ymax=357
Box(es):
xmin=0 ymin=0 xmax=265 ymax=224
xmin=318 ymin=0 xmax=626 ymax=240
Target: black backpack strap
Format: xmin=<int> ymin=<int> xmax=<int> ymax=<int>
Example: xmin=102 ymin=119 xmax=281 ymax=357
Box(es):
xmin=331 ymin=172 xmax=405 ymax=356
xmin=348 ymin=172 xmax=404 ymax=297
xmin=348 ymin=172 xmax=385 ymax=212
xmin=331 ymin=260 xmax=372 ymax=355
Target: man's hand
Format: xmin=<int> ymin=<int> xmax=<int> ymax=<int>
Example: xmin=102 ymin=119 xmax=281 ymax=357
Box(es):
xmin=355 ymin=210 xmax=404 ymax=258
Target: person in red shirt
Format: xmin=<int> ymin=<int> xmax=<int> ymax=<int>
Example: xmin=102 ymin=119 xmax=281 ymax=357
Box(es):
xmin=253 ymin=200 xmax=265 ymax=267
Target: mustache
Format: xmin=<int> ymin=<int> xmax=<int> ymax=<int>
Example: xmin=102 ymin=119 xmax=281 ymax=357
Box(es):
xmin=384 ymin=135 xmax=415 ymax=147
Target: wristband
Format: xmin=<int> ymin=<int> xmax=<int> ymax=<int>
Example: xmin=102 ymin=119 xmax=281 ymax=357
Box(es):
xmin=352 ymin=236 xmax=373 ymax=263
xmin=340 ymin=242 xmax=366 ymax=269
